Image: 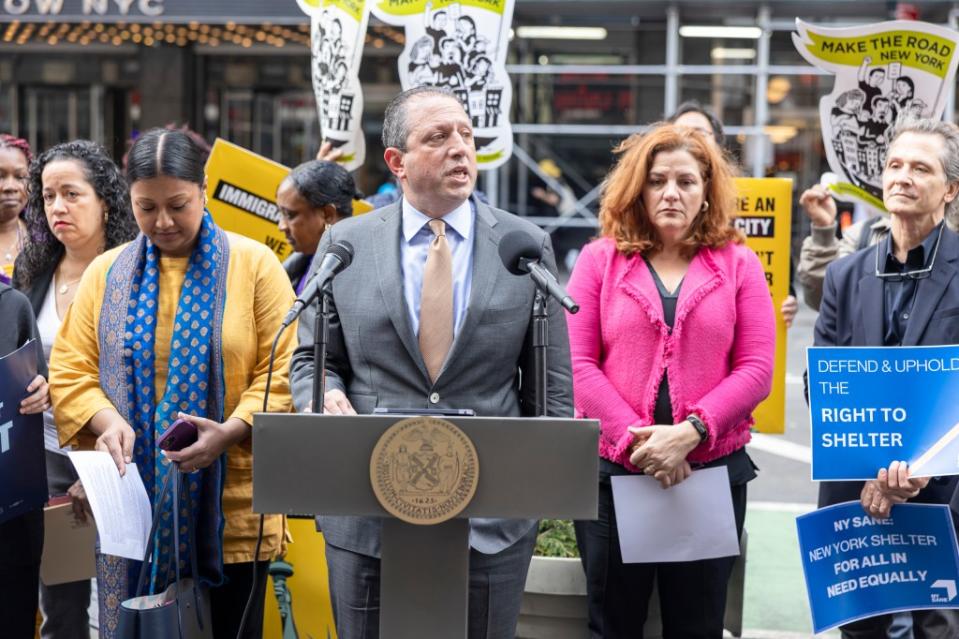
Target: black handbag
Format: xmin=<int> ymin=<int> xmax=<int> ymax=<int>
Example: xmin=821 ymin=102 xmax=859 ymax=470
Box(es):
xmin=117 ymin=467 xmax=213 ymax=639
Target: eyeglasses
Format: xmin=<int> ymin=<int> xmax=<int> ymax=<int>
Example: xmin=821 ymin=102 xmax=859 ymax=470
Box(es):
xmin=874 ymin=223 xmax=943 ymax=282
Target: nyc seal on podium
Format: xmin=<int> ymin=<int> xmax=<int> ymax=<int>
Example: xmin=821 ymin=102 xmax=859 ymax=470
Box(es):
xmin=370 ymin=416 xmax=479 ymax=525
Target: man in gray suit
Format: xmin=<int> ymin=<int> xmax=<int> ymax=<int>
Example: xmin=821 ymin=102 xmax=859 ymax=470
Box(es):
xmin=289 ymin=86 xmax=573 ymax=638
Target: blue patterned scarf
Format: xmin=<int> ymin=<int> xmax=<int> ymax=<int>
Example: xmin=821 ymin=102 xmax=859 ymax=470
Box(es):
xmin=98 ymin=211 xmax=229 ymax=602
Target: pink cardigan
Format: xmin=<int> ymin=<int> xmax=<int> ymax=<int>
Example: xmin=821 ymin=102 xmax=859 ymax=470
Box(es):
xmin=566 ymin=237 xmax=775 ymax=470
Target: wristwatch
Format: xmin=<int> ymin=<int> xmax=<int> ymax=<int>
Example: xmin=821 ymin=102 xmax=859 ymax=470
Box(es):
xmin=686 ymin=414 xmax=708 ymax=442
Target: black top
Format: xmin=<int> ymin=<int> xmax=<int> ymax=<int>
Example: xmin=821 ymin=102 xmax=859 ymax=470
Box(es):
xmin=644 ymin=258 xmax=680 ymax=427
xmin=881 ymin=222 xmax=942 ymax=346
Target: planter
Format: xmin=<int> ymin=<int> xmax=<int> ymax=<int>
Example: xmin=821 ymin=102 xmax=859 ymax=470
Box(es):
xmin=516 ymin=555 xmax=588 ymax=638
xmin=516 ymin=531 xmax=747 ymax=639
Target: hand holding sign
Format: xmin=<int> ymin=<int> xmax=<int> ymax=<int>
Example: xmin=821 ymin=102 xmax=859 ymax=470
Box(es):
xmin=861 ymin=461 xmax=931 ymax=518
xmin=19 ymin=373 xmax=49 ymax=415
xmin=799 ymin=184 xmax=838 ymax=227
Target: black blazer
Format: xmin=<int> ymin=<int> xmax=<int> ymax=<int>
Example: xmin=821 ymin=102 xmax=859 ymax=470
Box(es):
xmin=20 ymin=267 xmax=54 ymax=317
xmin=282 ymin=252 xmax=313 ymax=292
xmin=815 ymin=226 xmax=959 ymax=508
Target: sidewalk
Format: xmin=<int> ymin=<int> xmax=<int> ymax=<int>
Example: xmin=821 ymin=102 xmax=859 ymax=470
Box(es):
xmin=741 ymin=502 xmax=839 ymax=638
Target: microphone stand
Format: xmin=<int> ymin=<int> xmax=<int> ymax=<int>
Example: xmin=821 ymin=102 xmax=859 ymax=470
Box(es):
xmin=312 ymin=286 xmax=333 ymax=415
xmin=532 ymin=289 xmax=549 ymax=417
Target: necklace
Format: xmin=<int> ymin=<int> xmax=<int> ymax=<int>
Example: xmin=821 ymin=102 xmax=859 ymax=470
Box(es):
xmin=56 ymin=272 xmax=82 ymax=295
xmin=2 ymin=223 xmax=21 ymax=263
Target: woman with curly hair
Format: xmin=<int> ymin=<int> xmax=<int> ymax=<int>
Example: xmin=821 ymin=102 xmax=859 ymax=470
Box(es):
xmin=0 ymin=134 xmax=32 ymax=283
xmin=566 ymin=124 xmax=775 ymax=638
xmin=13 ymin=139 xmax=137 ymax=639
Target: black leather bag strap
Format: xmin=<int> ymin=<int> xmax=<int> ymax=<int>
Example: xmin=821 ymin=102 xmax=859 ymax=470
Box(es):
xmin=174 ymin=468 xmax=207 ymax=632
xmin=132 ymin=467 xmax=176 ymax=597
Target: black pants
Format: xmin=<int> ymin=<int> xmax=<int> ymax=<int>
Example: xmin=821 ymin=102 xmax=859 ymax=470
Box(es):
xmin=0 ymin=508 xmax=43 ymax=639
xmin=575 ymin=460 xmax=748 ymax=639
xmin=211 ymin=560 xmax=270 ymax=639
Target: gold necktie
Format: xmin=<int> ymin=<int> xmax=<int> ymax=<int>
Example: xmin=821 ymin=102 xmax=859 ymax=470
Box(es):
xmin=419 ymin=219 xmax=454 ymax=382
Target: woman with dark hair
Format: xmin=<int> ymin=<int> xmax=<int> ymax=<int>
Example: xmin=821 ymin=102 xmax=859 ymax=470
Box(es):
xmin=276 ymin=159 xmax=362 ymax=293
xmin=48 ymin=128 xmax=296 ymax=639
xmin=0 ymin=134 xmax=32 ymax=283
xmin=12 ymin=139 xmax=138 ymax=639
xmin=668 ymin=100 xmax=726 ymax=148
xmin=567 ymin=124 xmax=774 ymax=637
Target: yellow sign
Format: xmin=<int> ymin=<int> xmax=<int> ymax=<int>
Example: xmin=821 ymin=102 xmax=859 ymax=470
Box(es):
xmin=801 ymin=29 xmax=955 ymax=79
xmin=376 ymin=0 xmax=506 ymax=16
xmin=205 ymin=139 xmax=295 ymax=262
xmin=734 ymin=177 xmax=793 ymax=435
xmin=262 ymin=518 xmax=338 ymax=639
xmin=205 ymin=138 xmax=373 ymax=262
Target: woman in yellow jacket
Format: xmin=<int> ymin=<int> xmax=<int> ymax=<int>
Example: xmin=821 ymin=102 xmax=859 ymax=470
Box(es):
xmin=49 ymin=128 xmax=296 ymax=639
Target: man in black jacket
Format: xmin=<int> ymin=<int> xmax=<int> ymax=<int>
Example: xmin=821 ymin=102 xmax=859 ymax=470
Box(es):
xmin=816 ymin=117 xmax=959 ymax=638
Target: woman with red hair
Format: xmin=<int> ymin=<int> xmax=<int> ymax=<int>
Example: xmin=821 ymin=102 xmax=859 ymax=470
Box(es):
xmin=567 ymin=124 xmax=775 ymax=638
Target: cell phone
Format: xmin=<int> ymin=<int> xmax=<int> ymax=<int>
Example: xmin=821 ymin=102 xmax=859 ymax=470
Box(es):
xmin=157 ymin=418 xmax=198 ymax=452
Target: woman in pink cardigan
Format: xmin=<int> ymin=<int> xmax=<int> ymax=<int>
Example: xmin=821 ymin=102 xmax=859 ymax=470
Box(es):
xmin=567 ymin=124 xmax=775 ymax=638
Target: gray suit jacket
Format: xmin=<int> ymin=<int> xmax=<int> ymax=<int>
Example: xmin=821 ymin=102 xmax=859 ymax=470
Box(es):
xmin=289 ymin=197 xmax=574 ymax=557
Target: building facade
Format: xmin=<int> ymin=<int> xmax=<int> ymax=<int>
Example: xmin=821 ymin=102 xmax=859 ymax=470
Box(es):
xmin=2 ymin=0 xmax=957 ymax=227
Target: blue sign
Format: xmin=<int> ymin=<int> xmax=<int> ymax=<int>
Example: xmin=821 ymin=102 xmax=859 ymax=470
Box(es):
xmin=808 ymin=345 xmax=959 ymax=481
xmin=0 ymin=339 xmax=46 ymax=524
xmin=797 ymin=501 xmax=959 ymax=633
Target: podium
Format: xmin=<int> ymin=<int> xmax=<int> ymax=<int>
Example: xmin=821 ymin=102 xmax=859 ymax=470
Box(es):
xmin=253 ymin=413 xmax=599 ymax=639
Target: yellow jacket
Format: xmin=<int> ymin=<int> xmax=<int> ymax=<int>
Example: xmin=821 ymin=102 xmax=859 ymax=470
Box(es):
xmin=49 ymin=232 xmax=296 ymax=563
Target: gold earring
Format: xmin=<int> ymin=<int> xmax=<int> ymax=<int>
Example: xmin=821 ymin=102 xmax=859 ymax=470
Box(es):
xmin=701 ymin=201 xmax=710 ymax=212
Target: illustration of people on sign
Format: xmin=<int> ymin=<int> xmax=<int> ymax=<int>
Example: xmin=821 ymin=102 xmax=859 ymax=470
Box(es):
xmin=415 ymin=2 xmax=506 ymax=131
xmin=314 ymin=13 xmax=353 ymax=133
xmin=792 ymin=19 xmax=959 ymax=208
xmin=373 ymin=0 xmax=515 ymax=168
xmin=826 ymin=56 xmax=926 ymax=200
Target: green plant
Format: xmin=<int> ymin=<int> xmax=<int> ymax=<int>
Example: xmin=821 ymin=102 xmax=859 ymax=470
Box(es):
xmin=534 ymin=519 xmax=580 ymax=558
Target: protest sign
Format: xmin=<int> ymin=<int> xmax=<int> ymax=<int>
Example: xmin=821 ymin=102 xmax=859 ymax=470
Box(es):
xmin=734 ymin=177 xmax=792 ymax=434
xmin=797 ymin=501 xmax=959 ymax=633
xmin=808 ymin=345 xmax=959 ymax=480
xmin=205 ymin=138 xmax=373 ymax=262
xmin=372 ymin=0 xmax=515 ymax=169
xmin=792 ymin=20 xmax=959 ymax=210
xmin=297 ymin=0 xmax=372 ymax=171
xmin=0 ymin=339 xmax=46 ymax=524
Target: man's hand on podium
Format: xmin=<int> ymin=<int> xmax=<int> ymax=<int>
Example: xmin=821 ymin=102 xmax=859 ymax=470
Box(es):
xmin=321 ymin=389 xmax=357 ymax=415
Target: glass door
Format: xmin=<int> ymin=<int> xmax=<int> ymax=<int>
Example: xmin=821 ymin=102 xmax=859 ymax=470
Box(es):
xmin=22 ymin=86 xmax=102 ymax=152
xmin=221 ymin=90 xmax=319 ymax=166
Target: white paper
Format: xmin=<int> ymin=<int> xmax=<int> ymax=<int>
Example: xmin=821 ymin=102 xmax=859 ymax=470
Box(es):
xmin=43 ymin=411 xmax=71 ymax=456
xmin=611 ymin=466 xmax=740 ymax=563
xmin=68 ymin=451 xmax=151 ymax=561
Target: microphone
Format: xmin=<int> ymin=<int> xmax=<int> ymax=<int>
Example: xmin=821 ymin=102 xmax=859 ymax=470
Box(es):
xmin=498 ymin=231 xmax=579 ymax=313
xmin=281 ymin=241 xmax=354 ymax=327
